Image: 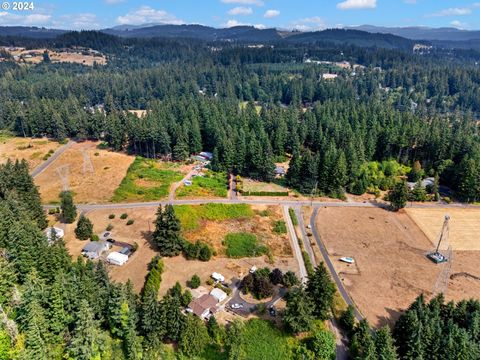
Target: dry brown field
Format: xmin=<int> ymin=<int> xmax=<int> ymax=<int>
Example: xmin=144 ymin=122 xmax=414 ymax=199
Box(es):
xmin=34 ymin=141 xmax=134 ymax=203
xmin=59 ymin=205 xmax=297 ymax=293
xmin=0 ymin=136 xmax=60 ymax=170
xmin=406 ymin=208 xmax=480 ymax=251
xmin=8 ymin=48 xmax=107 ymax=66
xmin=315 ymin=207 xmax=480 ymax=328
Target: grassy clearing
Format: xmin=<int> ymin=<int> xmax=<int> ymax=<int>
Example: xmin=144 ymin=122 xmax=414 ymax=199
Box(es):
xmin=174 ymin=203 xmax=254 ymax=230
xmin=112 ymin=157 xmax=183 ymax=202
xmin=176 ymin=171 xmax=228 ymax=198
xmin=243 ymin=178 xmax=289 ymax=193
xmin=241 ymin=319 xmax=294 ymax=360
xmin=224 ymin=232 xmax=268 ymax=258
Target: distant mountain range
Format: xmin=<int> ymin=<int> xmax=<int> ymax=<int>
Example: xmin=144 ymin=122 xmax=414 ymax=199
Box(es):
xmin=1 ymin=24 xmax=480 ymax=51
xmin=347 ymin=25 xmax=480 ymax=42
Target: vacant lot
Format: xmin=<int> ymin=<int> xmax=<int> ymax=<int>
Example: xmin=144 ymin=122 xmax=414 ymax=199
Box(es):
xmin=176 ymin=170 xmax=228 ymax=198
xmin=113 ymin=157 xmax=185 ymax=202
xmin=315 ymin=207 xmax=480 ymax=327
xmin=0 ymin=135 xmax=60 ymax=170
xmin=35 ymin=141 xmax=134 ymax=203
xmin=243 ymin=178 xmax=289 ymax=193
xmin=406 ymin=208 xmax=480 ymax=251
xmin=59 ymin=206 xmax=297 ymax=293
xmin=177 ymin=204 xmax=293 ymax=258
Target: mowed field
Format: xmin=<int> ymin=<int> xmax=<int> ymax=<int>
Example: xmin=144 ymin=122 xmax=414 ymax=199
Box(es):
xmin=315 ymin=207 xmax=480 ymax=328
xmin=59 ymin=204 xmax=297 ymax=294
xmin=406 ymin=208 xmax=480 ymax=251
xmin=35 ymin=141 xmax=134 ymax=203
xmin=0 ymin=136 xmax=60 ymax=170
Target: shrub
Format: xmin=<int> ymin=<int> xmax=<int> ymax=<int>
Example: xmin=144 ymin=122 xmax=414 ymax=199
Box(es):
xmin=282 ymin=271 xmax=299 ymax=287
xmin=241 ymin=191 xmax=289 ymax=196
xmin=120 ymin=213 xmax=128 ymax=219
xmin=206 ymin=279 xmax=214 ymax=286
xmin=183 ymin=240 xmax=213 ymax=261
xmin=94 ymin=152 xmax=100 ymax=156
xmin=257 ymin=303 xmax=267 ymax=315
xmin=108 ymin=214 xmax=115 ymax=219
xmin=91 ymin=234 xmax=99 ymax=241
xmin=106 ymin=224 xmax=113 ymax=231
xmin=132 ymin=242 xmax=139 ymax=252
xmin=189 ymin=274 xmax=201 ymax=289
xmin=126 ymin=219 xmax=134 ymax=226
xmin=225 ymin=233 xmax=267 ymax=258
xmin=272 ymin=220 xmax=287 ymax=234
xmin=288 ymin=208 xmax=298 ymax=226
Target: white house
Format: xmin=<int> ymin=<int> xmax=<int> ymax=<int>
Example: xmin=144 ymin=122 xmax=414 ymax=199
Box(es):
xmin=210 ymin=288 xmax=227 ymax=303
xmin=107 ymin=252 xmax=129 ymax=266
xmin=211 ymin=272 xmax=225 ymax=282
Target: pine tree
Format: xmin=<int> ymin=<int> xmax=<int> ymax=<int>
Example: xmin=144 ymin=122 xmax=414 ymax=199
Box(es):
xmin=306 ymin=263 xmax=336 ymax=320
xmin=310 ymin=328 xmax=336 ymax=360
xmin=283 ymin=286 xmax=315 ymax=334
xmin=225 ymin=320 xmax=246 ymax=360
xmin=152 ymin=205 xmax=184 ymax=256
xmin=375 ymin=326 xmax=398 ymax=360
xmin=74 ymin=215 xmax=94 ymax=240
xmin=350 ymin=320 xmax=376 ymax=360
xmin=179 ymin=314 xmax=209 ymax=357
xmin=48 ymin=275 xmax=69 ymax=336
xmin=388 ymin=181 xmax=408 ymax=211
xmin=24 ymin=299 xmax=49 ymax=360
xmin=286 ymin=150 xmax=301 ymax=188
xmin=69 ymin=299 xmax=104 ymax=360
xmin=60 ymin=191 xmax=77 ymax=223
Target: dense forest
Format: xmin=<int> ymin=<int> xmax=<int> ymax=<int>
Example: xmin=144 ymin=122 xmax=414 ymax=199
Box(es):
xmin=0 ymin=31 xmax=479 ymax=201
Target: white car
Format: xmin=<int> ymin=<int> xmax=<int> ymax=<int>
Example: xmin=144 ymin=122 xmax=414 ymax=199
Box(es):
xmin=230 ymin=303 xmax=243 ymax=309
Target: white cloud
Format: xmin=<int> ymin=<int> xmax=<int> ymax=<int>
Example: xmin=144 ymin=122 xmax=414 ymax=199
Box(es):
xmin=58 ymin=13 xmax=100 ymax=30
xmin=429 ymin=7 xmax=471 ymax=17
xmin=0 ymin=12 xmax=51 ymax=26
xmin=117 ymin=6 xmax=184 ymax=25
xmin=227 ymin=6 xmax=253 ymax=15
xmin=450 ymin=20 xmax=467 ymax=29
xmin=223 ymin=19 xmax=265 ymax=28
xmin=221 ymin=0 xmax=264 ymax=7
xmin=290 ymin=17 xmax=326 ymax=31
xmin=264 ymin=9 xmax=280 ymax=18
xmin=337 ymin=0 xmax=377 ymax=10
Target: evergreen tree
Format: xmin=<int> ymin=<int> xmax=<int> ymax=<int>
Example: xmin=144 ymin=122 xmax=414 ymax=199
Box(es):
xmin=74 ymin=215 xmax=94 ymax=240
xmin=283 ymin=286 xmax=315 ymax=334
xmin=375 ymin=326 xmax=398 ymax=360
xmin=350 ymin=320 xmax=376 ymax=360
xmin=60 ymin=191 xmax=77 ymax=223
xmin=309 ymin=328 xmax=336 ymax=360
xmin=152 ymin=205 xmax=184 ymax=256
xmin=225 ymin=320 xmax=246 ymax=360
xmin=306 ymin=263 xmax=336 ymax=320
xmin=179 ymin=314 xmax=209 ymax=357
xmin=388 ymin=181 xmax=408 ymax=211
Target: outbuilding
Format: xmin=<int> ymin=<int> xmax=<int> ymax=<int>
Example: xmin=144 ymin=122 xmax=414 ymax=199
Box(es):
xmin=45 ymin=227 xmax=64 ymax=244
xmin=107 ymin=252 xmax=129 ymax=266
xmin=211 ymin=272 xmax=225 ymax=282
xmin=210 ymin=288 xmax=227 ymax=303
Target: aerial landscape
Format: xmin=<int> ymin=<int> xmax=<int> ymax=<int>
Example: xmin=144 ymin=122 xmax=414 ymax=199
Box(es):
xmin=0 ymin=0 xmax=479 ymax=359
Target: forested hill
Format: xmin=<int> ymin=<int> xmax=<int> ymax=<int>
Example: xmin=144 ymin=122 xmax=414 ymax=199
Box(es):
xmin=0 ymin=25 xmax=421 ymax=50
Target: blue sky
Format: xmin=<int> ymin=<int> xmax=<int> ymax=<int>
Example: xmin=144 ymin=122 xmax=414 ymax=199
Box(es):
xmin=1 ymin=0 xmax=479 ymax=30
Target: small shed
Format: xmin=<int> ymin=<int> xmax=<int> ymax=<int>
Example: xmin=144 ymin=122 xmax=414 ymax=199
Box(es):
xmin=274 ymin=166 xmax=286 ymax=177
xmin=210 ymin=288 xmax=227 ymax=303
xmin=107 ymin=252 xmax=129 ymax=266
xmin=45 ymin=227 xmax=64 ymax=244
xmin=211 ymin=272 xmax=225 ymax=282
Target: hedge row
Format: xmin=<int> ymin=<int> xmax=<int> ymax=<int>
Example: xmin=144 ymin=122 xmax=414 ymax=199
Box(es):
xmin=240 ymin=191 xmax=289 ymax=196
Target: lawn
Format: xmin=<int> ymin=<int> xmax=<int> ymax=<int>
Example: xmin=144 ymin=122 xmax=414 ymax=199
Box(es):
xmin=242 ymin=178 xmax=289 ymax=194
xmin=174 ymin=203 xmax=254 ymax=231
xmin=224 ymin=232 xmax=268 ymax=258
xmin=176 ymin=170 xmax=228 ymax=198
xmin=112 ymin=157 xmax=184 ymax=202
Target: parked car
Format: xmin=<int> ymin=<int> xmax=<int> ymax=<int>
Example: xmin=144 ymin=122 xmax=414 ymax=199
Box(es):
xmin=119 ymin=247 xmax=133 ymax=257
xmin=106 ymin=238 xmax=116 ymax=244
xmin=269 ymin=306 xmax=277 ymax=317
xmin=230 ymin=303 xmax=243 ymax=309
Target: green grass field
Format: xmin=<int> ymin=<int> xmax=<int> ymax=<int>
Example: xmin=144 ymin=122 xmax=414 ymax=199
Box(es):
xmin=272 ymin=220 xmax=287 ymax=234
xmin=176 ymin=171 xmax=228 ymax=198
xmin=224 ymin=232 xmax=268 ymax=258
xmin=112 ymin=157 xmax=184 ymax=202
xmin=174 ymin=203 xmax=254 ymax=230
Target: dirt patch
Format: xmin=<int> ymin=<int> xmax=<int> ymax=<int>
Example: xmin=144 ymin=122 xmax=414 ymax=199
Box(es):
xmin=0 ymin=136 xmax=60 ymax=170
xmin=182 ymin=205 xmax=292 ymax=257
xmin=34 ymin=141 xmax=134 ymax=203
xmin=316 ymin=207 xmax=480 ymax=327
xmin=406 ymin=208 xmax=480 ymax=251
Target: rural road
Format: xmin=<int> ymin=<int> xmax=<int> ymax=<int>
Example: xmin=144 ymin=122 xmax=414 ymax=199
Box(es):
xmin=31 ymin=140 xmax=74 ymax=178
xmin=310 ymin=207 xmax=364 ymax=322
xmin=168 ymin=167 xmax=196 ymax=201
xmin=294 ymin=206 xmax=316 ymax=265
xmin=282 ymin=206 xmax=308 ymax=283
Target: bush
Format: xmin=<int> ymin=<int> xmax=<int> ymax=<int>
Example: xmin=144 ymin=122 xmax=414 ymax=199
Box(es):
xmin=206 ymin=279 xmax=214 ymax=286
xmin=183 ymin=240 xmax=213 ymax=261
xmin=91 ymin=234 xmax=99 ymax=241
xmin=282 ymin=271 xmax=299 ymax=287
xmin=288 ymin=208 xmax=298 ymax=226
xmin=241 ymin=191 xmax=289 ymax=196
xmin=108 ymin=214 xmax=115 ymax=219
xmin=225 ymin=233 xmax=267 ymax=258
xmin=257 ymin=303 xmax=267 ymax=315
xmin=120 ymin=213 xmax=128 ymax=219
xmin=126 ymin=219 xmax=134 ymax=225
xmin=272 ymin=220 xmax=287 ymax=234
xmin=106 ymin=224 xmax=113 ymax=231
xmin=189 ymin=274 xmax=201 ymax=289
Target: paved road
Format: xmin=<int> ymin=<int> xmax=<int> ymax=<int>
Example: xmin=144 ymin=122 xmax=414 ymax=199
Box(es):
xmin=310 ymin=207 xmax=364 ymax=322
xmin=31 ymin=140 xmax=74 ymax=178
xmin=283 ymin=206 xmax=308 ymax=283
